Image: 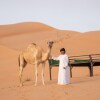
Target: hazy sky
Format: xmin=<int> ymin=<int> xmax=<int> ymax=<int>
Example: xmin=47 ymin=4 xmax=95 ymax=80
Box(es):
xmin=0 ymin=0 xmax=100 ymax=32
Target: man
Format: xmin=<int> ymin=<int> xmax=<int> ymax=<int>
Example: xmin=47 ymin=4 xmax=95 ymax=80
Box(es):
xmin=52 ymin=48 xmax=70 ymax=85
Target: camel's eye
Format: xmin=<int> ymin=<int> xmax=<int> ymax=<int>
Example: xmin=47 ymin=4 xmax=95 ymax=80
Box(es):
xmin=52 ymin=41 xmax=54 ymax=44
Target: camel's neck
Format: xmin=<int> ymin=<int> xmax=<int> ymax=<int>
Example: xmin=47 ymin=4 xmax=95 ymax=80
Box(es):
xmin=42 ymin=47 xmax=52 ymax=62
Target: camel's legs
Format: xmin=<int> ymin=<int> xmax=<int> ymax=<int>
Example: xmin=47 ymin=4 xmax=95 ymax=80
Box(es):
xmin=19 ymin=66 xmax=23 ymax=87
xmin=35 ymin=64 xmax=38 ymax=86
xmin=42 ymin=63 xmax=45 ymax=85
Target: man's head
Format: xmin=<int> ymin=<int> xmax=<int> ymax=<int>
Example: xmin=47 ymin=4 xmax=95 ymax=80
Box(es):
xmin=60 ymin=48 xmax=66 ymax=54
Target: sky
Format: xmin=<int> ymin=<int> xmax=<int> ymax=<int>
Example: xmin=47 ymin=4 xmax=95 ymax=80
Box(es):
xmin=0 ymin=0 xmax=100 ymax=32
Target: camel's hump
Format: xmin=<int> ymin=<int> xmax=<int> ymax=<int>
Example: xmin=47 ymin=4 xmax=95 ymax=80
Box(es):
xmin=27 ymin=43 xmax=37 ymax=48
xmin=31 ymin=43 xmax=37 ymax=45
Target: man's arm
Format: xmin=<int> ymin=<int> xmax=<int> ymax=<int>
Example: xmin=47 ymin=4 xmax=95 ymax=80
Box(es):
xmin=52 ymin=56 xmax=60 ymax=61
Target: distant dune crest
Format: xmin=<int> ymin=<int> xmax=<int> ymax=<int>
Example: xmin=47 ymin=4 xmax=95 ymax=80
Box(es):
xmin=0 ymin=22 xmax=55 ymax=37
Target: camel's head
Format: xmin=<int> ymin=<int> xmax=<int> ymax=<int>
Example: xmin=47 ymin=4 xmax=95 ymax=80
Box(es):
xmin=47 ymin=41 xmax=54 ymax=48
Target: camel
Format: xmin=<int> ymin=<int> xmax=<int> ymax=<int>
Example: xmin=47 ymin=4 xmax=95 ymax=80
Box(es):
xmin=18 ymin=41 xmax=54 ymax=86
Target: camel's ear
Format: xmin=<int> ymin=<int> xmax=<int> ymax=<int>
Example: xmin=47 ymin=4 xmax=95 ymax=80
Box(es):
xmin=47 ymin=41 xmax=50 ymax=44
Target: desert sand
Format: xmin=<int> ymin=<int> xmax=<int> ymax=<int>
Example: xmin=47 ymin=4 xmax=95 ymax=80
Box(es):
xmin=0 ymin=22 xmax=100 ymax=100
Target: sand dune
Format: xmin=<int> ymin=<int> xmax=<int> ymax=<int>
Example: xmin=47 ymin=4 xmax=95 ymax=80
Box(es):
xmin=0 ymin=30 xmax=81 ymax=50
xmin=57 ymin=31 xmax=100 ymax=56
xmin=0 ymin=22 xmax=100 ymax=100
xmin=0 ymin=22 xmax=55 ymax=37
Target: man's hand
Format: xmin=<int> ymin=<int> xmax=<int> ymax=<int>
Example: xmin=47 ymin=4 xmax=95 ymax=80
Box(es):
xmin=63 ymin=67 xmax=66 ymax=69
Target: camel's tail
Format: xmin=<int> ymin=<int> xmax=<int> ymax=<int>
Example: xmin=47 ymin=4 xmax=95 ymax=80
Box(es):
xmin=18 ymin=55 xmax=27 ymax=68
xmin=18 ymin=55 xmax=20 ymax=67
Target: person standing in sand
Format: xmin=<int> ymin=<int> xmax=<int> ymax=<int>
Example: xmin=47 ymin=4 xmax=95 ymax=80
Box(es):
xmin=52 ymin=48 xmax=70 ymax=85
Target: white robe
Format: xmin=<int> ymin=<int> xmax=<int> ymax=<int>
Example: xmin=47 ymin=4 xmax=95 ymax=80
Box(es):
xmin=53 ymin=54 xmax=70 ymax=85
